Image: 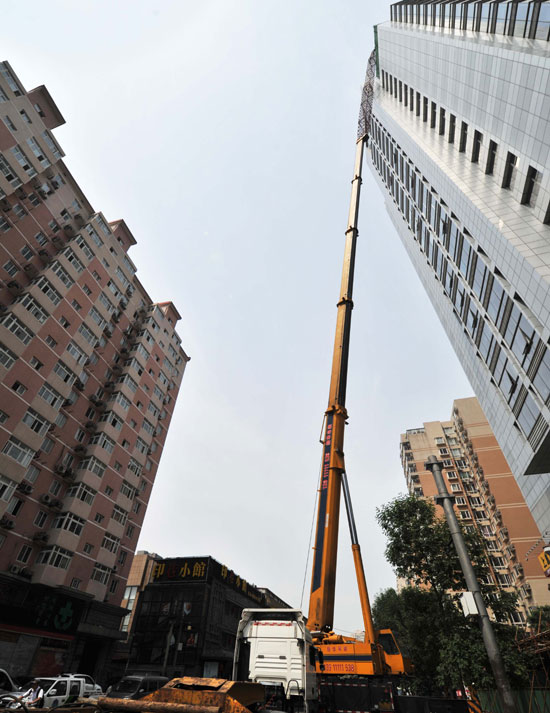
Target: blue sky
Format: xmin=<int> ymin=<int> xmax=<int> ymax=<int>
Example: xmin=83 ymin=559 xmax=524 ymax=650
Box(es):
xmin=4 ymin=1 xmax=473 ymax=633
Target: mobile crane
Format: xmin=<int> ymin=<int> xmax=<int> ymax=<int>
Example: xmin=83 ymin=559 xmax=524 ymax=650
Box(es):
xmin=97 ymin=52 xmax=408 ymax=713
xmin=305 ymin=51 xmax=408 ymax=678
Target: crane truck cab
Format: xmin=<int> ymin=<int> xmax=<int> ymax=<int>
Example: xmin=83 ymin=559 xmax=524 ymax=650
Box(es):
xmin=233 ymin=609 xmax=319 ymax=713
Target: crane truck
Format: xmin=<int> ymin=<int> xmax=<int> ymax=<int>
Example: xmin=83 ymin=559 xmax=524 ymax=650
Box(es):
xmin=97 ymin=51 xmax=408 ymax=713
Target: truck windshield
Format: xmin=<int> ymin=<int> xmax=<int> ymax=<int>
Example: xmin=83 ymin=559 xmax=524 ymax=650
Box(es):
xmin=110 ymin=679 xmax=139 ymax=695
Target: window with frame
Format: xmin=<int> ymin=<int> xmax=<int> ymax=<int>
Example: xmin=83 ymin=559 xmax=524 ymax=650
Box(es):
xmin=77 ymin=323 xmax=96 ymax=345
xmin=34 ymin=276 xmax=61 ymax=305
xmin=22 ymin=408 xmax=50 ymax=435
xmin=99 ymin=411 xmax=123 ymax=431
xmin=52 ymin=511 xmax=85 ymax=536
xmin=2 ymin=437 xmax=35 ymax=466
xmin=91 ymin=562 xmax=111 ymax=585
xmin=11 ymin=145 xmax=37 ymax=177
xmin=1 ymin=314 xmax=34 ymax=344
xmin=89 ymin=433 xmax=115 ymax=454
xmin=0 ymin=474 xmax=17 ymax=502
xmin=53 ymin=360 xmax=77 ymax=384
xmin=135 ymin=438 xmax=148 ymax=455
xmin=66 ymin=341 xmax=87 ymax=365
xmin=101 ymin=532 xmax=120 ymax=553
xmin=50 ymin=261 xmax=74 ymax=289
xmin=41 ymin=130 xmax=62 ymax=159
xmin=128 ymin=458 xmax=142 ymax=477
xmin=38 ymin=383 xmax=63 ymax=409
xmin=79 ymin=455 xmax=107 ymax=477
xmin=0 ymin=343 xmax=16 ymax=369
xmin=120 ymin=481 xmax=136 ymax=499
xmin=34 ymin=510 xmax=48 ymax=528
xmin=112 ymin=505 xmax=128 ymax=525
xmin=16 ymin=544 xmax=33 ymax=563
xmin=16 ymin=293 xmax=50 ymax=324
xmin=26 ymin=137 xmax=50 ymax=168
xmin=36 ymin=546 xmax=73 ymax=569
xmin=67 ymin=482 xmax=96 ymax=505
xmin=74 ymin=235 xmax=94 ymax=261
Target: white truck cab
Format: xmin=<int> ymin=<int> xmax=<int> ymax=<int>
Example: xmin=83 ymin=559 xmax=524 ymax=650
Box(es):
xmin=233 ymin=609 xmax=318 ymax=713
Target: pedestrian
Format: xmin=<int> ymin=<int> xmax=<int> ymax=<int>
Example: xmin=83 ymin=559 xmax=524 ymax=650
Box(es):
xmin=20 ymin=680 xmax=44 ymax=708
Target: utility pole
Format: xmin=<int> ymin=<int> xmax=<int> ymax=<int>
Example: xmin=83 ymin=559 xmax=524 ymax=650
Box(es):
xmin=425 ymin=456 xmax=517 ymax=713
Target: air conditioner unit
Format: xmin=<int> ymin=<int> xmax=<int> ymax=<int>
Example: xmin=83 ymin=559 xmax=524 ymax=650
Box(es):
xmin=51 ymin=499 xmax=63 ymax=509
xmin=40 ymin=494 xmax=53 ymax=505
xmin=63 ymin=224 xmax=75 ymax=237
xmin=33 ymin=531 xmax=49 ymax=543
xmin=85 ymin=421 xmax=97 ymax=432
xmin=0 ymin=517 xmax=15 ymax=530
xmin=9 ymin=564 xmax=21 ymax=575
xmin=54 ymin=463 xmax=66 ymax=475
xmin=7 ymin=280 xmax=23 ymax=295
xmin=74 ymin=214 xmax=85 ymax=228
xmin=20 ymin=568 xmax=33 ymax=579
xmin=75 ymin=380 xmax=84 ymax=391
xmin=73 ymin=444 xmax=86 ymax=454
xmin=0 ymin=198 xmax=11 ymax=211
xmin=89 ymin=394 xmax=100 ymax=404
xmin=48 ymin=423 xmax=56 ymax=432
xmin=23 ymin=263 xmax=38 ymax=276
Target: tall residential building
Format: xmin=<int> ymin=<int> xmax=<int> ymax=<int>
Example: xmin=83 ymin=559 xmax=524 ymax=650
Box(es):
xmin=400 ymin=397 xmax=549 ymax=624
xmin=0 ymin=61 xmax=189 ymax=678
xmin=368 ymin=2 xmax=550 ymax=535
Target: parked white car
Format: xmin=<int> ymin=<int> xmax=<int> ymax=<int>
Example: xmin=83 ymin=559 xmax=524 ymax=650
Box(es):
xmin=61 ymin=674 xmax=102 ymax=698
xmin=34 ymin=676 xmax=86 ymax=707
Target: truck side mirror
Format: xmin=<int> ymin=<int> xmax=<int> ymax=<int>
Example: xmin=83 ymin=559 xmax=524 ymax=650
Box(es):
xmin=317 ymin=650 xmax=325 ymax=671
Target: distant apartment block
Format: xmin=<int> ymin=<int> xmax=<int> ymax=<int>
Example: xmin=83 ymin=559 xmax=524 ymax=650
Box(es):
xmin=0 ymin=61 xmax=189 ymax=678
xmin=368 ymin=2 xmax=550 ymax=535
xmin=400 ymin=397 xmax=549 ymax=624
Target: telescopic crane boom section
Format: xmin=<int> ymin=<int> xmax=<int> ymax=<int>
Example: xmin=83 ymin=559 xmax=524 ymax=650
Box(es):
xmin=306 ymin=52 xmax=409 ymax=678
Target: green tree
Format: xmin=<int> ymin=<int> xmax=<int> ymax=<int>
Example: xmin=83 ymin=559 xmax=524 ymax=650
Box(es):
xmin=374 ymin=494 xmax=531 ymax=691
xmin=527 ymin=605 xmax=550 ymax=632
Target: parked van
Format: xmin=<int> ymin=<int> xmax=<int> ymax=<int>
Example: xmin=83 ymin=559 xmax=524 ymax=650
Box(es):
xmin=106 ymin=676 xmax=170 ymax=700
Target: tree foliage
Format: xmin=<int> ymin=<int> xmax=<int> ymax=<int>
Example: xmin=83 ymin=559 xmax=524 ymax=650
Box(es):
xmin=373 ymin=494 xmax=532 ymax=692
xmin=527 ymin=605 xmax=550 ymax=633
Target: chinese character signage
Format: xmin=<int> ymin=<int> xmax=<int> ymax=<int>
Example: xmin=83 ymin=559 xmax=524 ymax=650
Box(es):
xmin=538 ymin=549 xmax=550 ymax=577
xmin=152 ymin=558 xmax=209 ymax=583
xmin=151 ymin=557 xmax=263 ymax=602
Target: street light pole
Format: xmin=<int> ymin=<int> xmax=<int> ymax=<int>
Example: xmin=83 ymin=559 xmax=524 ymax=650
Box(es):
xmin=425 ymin=455 xmax=517 ymax=713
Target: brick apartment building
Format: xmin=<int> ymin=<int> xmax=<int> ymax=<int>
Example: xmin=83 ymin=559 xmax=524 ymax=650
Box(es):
xmin=400 ymin=397 xmax=549 ymax=625
xmin=0 ymin=60 xmax=189 ymax=679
